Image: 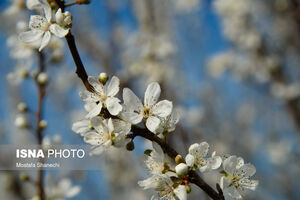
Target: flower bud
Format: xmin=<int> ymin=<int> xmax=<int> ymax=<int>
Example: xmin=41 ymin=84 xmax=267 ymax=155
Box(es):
xmin=55 ymin=8 xmax=64 ymax=25
xmin=175 ymin=154 xmax=184 ymax=164
xmin=98 ymin=72 xmax=108 ymax=85
xmin=39 ymin=120 xmax=47 ymax=130
xmin=37 ymin=72 xmax=48 ymax=85
xmin=17 ymin=102 xmax=27 ymax=112
xmin=20 ymin=68 xmax=29 ymax=78
xmin=126 ymin=140 xmax=135 ymax=151
xmin=15 ymin=115 xmax=28 ymax=129
xmin=175 ymin=163 xmax=188 ymax=176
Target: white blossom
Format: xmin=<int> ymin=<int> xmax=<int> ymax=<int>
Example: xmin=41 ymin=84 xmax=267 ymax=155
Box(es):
xmin=121 ymin=82 xmax=173 ymax=133
xmin=19 ymin=0 xmax=70 ymax=51
xmin=44 ymin=175 xmax=81 ymax=200
xmin=138 ymin=174 xmax=187 ymax=200
xmin=80 ymin=76 xmax=122 ymax=118
xmin=220 ymin=156 xmax=258 ymax=199
xmin=185 ymin=142 xmax=222 ymax=172
xmin=82 ymin=117 xmax=131 ymax=155
xmin=143 ymin=142 xmax=174 ymax=175
xmin=156 ymin=109 xmax=180 ymax=135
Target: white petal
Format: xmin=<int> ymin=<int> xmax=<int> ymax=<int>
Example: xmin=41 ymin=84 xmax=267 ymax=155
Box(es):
xmin=123 ymin=88 xmax=143 ymax=111
xmin=108 ymin=118 xmax=114 ymax=134
xmin=89 ymin=145 xmax=104 ymax=155
xmin=41 ymin=1 xmax=52 ymax=21
xmin=90 ymin=116 xmax=107 ymax=134
xmin=86 ymin=103 xmax=102 ymax=119
xmin=185 ymin=154 xmax=195 ymax=167
xmin=50 ymin=24 xmax=69 ymax=37
xmin=239 ymin=179 xmax=259 ymax=190
xmin=88 ymin=76 xmax=104 ymax=94
xmin=122 ymin=114 xmax=143 ymax=126
xmin=152 ymin=142 xmax=164 ymax=155
xmin=106 ymin=76 xmax=120 ymax=97
xmin=26 ymin=0 xmax=42 ymax=10
xmin=39 ymin=31 xmax=51 ymax=51
xmin=29 ymin=15 xmax=48 ymax=30
xmin=19 ymin=30 xmax=44 ymax=43
xmin=189 ymin=142 xmax=209 ymax=159
xmin=223 ymin=156 xmax=239 ymax=176
xmin=106 ymin=97 xmax=122 ymax=116
xmin=72 ymin=119 xmax=90 ymax=135
xmin=144 ymin=82 xmax=161 ymax=107
xmin=235 ymin=163 xmax=256 ymax=178
xmin=174 ymin=185 xmax=187 ymax=200
xmin=152 ymin=100 xmax=173 ymax=117
xmin=65 ymin=186 xmax=81 ymax=198
xmin=83 ymin=132 xmax=102 ymax=145
xmin=146 ymin=116 xmax=160 ymax=133
xmin=112 ymin=119 xmax=131 ymax=135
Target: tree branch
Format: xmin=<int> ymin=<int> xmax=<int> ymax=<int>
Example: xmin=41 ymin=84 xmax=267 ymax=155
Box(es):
xmin=128 ymin=126 xmax=225 ymax=200
xmin=54 ymin=1 xmax=224 ymax=199
xmin=36 ymin=51 xmax=46 ymax=200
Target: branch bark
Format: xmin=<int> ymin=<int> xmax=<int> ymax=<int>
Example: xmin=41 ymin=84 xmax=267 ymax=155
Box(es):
xmin=36 ymin=51 xmax=46 ymax=200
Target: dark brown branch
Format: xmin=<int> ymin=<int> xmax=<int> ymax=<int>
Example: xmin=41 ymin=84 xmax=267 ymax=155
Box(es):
xmin=65 ymin=32 xmax=94 ymax=92
xmin=36 ymin=51 xmax=46 ymax=200
xmin=128 ymin=126 xmax=225 ymax=200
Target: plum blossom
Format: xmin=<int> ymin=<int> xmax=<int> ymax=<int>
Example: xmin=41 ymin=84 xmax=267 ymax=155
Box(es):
xmin=138 ymin=174 xmax=187 ymax=200
xmin=80 ymin=76 xmax=122 ymax=118
xmin=143 ymin=142 xmax=174 ymax=175
xmin=121 ymin=82 xmax=173 ymax=133
xmin=185 ymin=142 xmax=222 ymax=172
xmin=44 ymin=175 xmax=81 ymax=200
xmin=220 ymin=156 xmax=258 ymax=199
xmin=19 ymin=0 xmax=70 ymax=51
xmin=156 ymin=109 xmax=180 ymax=135
xmin=82 ymin=116 xmax=131 ymax=155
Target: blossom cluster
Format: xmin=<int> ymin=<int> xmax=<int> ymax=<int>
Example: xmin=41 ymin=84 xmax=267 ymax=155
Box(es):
xmin=72 ymin=75 xmax=258 ymax=199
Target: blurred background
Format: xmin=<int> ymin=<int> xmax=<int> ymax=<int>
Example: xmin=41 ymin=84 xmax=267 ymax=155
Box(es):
xmin=0 ymin=0 xmax=300 ymax=199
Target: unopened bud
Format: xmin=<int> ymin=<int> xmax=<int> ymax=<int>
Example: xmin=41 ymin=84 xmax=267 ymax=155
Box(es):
xmin=98 ymin=72 xmax=108 ymax=84
xmin=186 ymin=185 xmax=191 ymax=193
xmin=126 ymin=140 xmax=135 ymax=151
xmin=175 ymin=163 xmax=188 ymax=176
xmin=39 ymin=120 xmax=47 ymax=129
xmin=20 ymin=68 xmax=29 ymax=78
xmin=19 ymin=172 xmax=29 ymax=181
xmin=55 ymin=8 xmax=64 ymax=24
xmin=175 ymin=154 xmax=184 ymax=164
xmin=17 ymin=102 xmax=27 ymax=112
xmin=37 ymin=72 xmax=48 ymax=85
xmin=15 ymin=115 xmax=28 ymax=129
xmin=77 ymin=0 xmax=91 ymax=4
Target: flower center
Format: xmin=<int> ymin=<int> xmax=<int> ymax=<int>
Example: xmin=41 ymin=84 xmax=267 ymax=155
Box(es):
xmin=142 ymin=107 xmax=152 ymax=119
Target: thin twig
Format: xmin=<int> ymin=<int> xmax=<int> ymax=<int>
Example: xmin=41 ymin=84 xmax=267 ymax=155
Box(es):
xmin=36 ymin=51 xmax=46 ymax=200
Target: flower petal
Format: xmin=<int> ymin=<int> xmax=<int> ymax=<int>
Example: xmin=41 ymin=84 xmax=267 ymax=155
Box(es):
xmin=65 ymin=186 xmax=81 ymax=198
xmin=235 ymin=163 xmax=256 ymax=178
xmin=86 ymin=103 xmax=102 ymax=119
xmin=106 ymin=76 xmax=120 ymax=97
xmin=189 ymin=142 xmax=209 ymax=159
xmin=107 ymin=118 xmax=114 ymax=134
xmin=123 ymin=88 xmax=143 ymax=111
xmin=174 ymin=185 xmax=187 ymax=200
xmin=106 ymin=97 xmax=122 ymax=116
xmin=223 ymin=156 xmax=239 ymax=176
xmin=88 ymin=76 xmax=104 ymax=94
xmin=72 ymin=119 xmax=90 ymax=135
xmin=185 ymin=154 xmax=195 ymax=167
xmin=50 ymin=24 xmax=69 ymax=37
xmin=239 ymin=179 xmax=259 ymax=191
xmin=146 ymin=116 xmax=160 ymax=133
xmin=152 ymin=100 xmax=173 ymax=117
xmin=29 ymin=15 xmax=48 ymax=30
xmin=144 ymin=82 xmax=161 ymax=107
xmin=19 ymin=30 xmax=44 ymax=43
xmin=120 ymin=111 xmax=143 ymax=124
xmin=39 ymin=31 xmax=51 ymax=51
